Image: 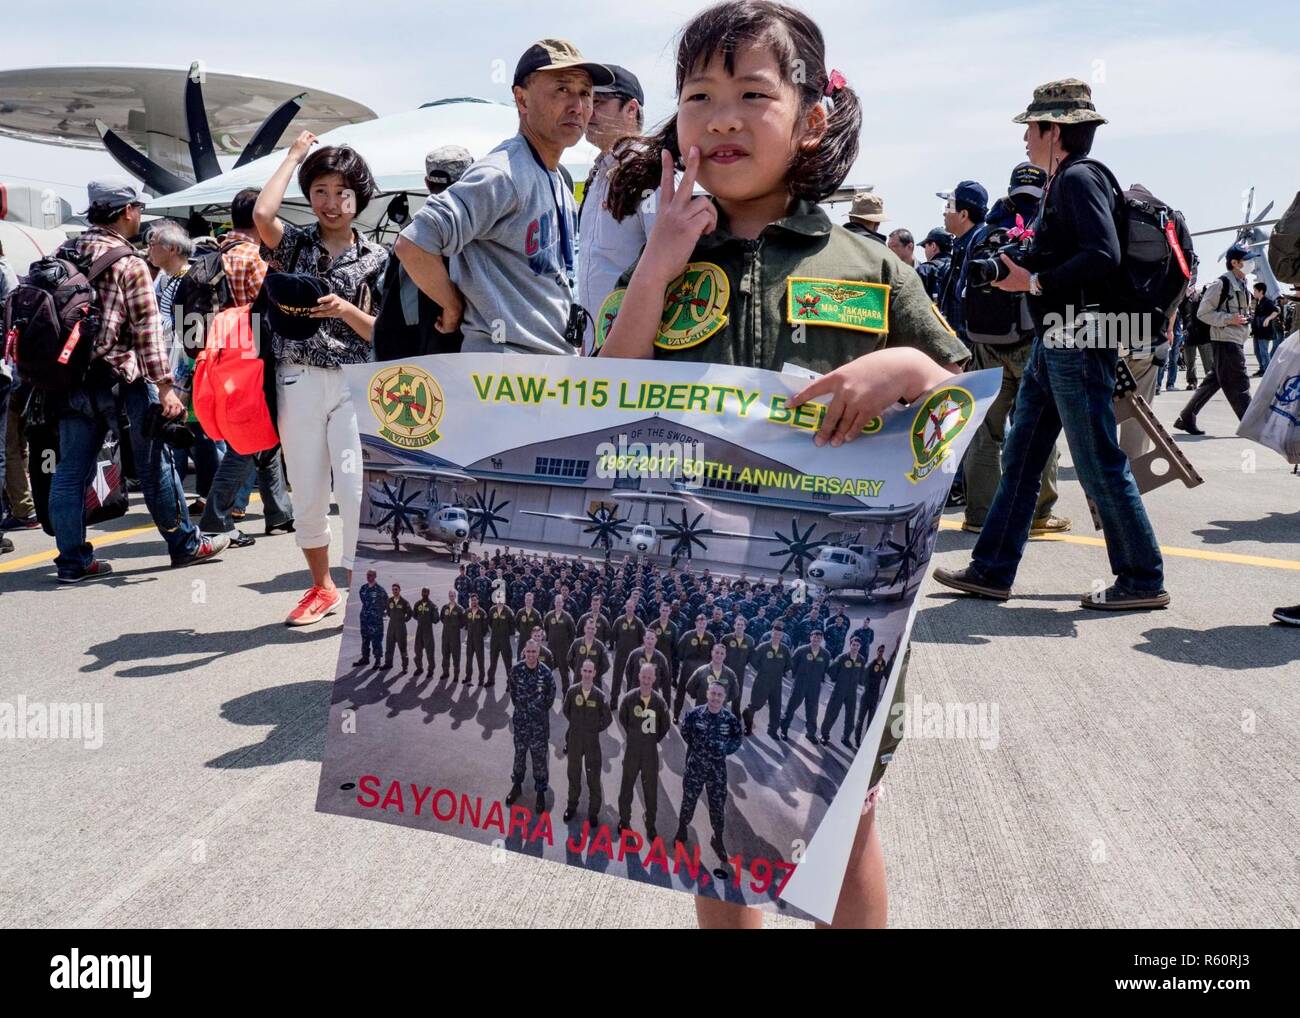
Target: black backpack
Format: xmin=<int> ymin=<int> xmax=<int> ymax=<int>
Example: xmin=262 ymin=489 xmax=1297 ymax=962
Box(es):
xmin=1078 ymin=160 xmax=1196 ymax=325
xmin=2 ymin=244 xmax=134 ymax=391
xmin=171 ymin=239 xmax=238 ymax=356
xmin=1184 ymin=292 xmax=1211 ymax=345
xmin=371 ymin=256 xmax=462 ymax=361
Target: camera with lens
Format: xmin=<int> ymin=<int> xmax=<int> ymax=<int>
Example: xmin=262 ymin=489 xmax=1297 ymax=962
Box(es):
xmin=966 ymin=227 xmax=1028 ymax=289
xmin=141 ymin=403 xmax=194 ymax=449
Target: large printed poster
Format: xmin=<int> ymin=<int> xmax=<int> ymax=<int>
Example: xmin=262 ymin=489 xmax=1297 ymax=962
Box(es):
xmin=316 ymin=354 xmax=996 ymax=921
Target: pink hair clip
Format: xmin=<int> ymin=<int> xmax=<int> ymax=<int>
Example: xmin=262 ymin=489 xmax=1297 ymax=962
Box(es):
xmin=824 ymin=69 xmax=846 ymax=97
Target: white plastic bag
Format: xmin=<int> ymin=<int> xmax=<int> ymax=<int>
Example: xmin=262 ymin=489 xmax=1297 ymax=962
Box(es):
xmin=1237 ymin=331 xmax=1300 ymax=463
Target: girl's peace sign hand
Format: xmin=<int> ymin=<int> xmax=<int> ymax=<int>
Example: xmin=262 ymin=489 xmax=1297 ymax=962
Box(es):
xmin=637 ymin=146 xmax=718 ymax=286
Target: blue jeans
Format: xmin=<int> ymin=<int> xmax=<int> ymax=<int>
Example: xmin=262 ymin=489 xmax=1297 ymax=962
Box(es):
xmin=199 ymin=445 xmax=293 ymax=533
xmin=234 ymin=466 xmax=256 ymax=513
xmin=1163 ymin=327 xmax=1183 ymax=389
xmin=1253 ymin=335 xmax=1272 ymax=374
xmin=183 ymin=423 xmax=225 ymax=498
xmin=971 ymin=338 xmax=1165 ymax=594
xmin=51 ymin=378 xmax=200 ymax=577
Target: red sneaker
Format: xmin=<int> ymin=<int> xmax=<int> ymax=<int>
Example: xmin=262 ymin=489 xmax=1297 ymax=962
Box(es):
xmin=285 ymin=585 xmax=342 ymax=627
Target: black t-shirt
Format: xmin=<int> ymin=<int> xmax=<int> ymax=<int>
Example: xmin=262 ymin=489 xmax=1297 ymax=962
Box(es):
xmin=1251 ymin=296 xmax=1278 ymax=338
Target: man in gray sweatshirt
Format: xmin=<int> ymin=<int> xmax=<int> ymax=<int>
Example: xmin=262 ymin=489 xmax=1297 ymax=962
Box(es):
xmin=395 ymin=40 xmax=612 ymax=356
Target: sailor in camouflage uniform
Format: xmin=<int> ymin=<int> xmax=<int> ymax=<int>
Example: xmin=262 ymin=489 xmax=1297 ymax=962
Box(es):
xmin=674 ymin=680 xmax=744 ymax=858
xmin=506 ymin=641 xmax=557 ymax=815
xmin=352 ymin=570 xmax=385 ymax=668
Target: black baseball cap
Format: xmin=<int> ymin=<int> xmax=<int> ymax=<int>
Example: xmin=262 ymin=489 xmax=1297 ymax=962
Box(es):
xmin=513 ymin=39 xmax=614 ymax=88
xmin=1008 ymin=162 xmax=1048 ymax=198
xmin=594 ymin=64 xmax=645 ymax=106
xmin=919 ymin=227 xmax=954 ymax=254
xmin=259 ymin=272 xmax=330 ymax=341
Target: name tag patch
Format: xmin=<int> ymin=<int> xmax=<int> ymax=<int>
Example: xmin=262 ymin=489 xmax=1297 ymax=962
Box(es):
xmin=786 ymin=277 xmax=890 ymax=334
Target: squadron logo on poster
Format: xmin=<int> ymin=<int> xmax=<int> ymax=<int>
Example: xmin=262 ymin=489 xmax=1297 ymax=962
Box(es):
xmin=654 ymin=261 xmax=730 ymax=351
xmin=369 ymin=364 xmax=444 ymax=449
xmin=908 ymin=386 xmax=974 ymax=481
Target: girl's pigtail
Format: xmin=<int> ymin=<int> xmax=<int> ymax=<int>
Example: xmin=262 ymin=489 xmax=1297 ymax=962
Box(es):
xmin=605 ymin=117 xmax=682 ymax=223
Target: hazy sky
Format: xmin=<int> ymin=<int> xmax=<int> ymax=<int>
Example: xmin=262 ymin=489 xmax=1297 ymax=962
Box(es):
xmin=2 ymin=0 xmax=1296 ymax=268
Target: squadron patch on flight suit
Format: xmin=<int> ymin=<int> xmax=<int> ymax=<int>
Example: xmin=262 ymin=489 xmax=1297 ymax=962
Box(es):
xmin=594 ymin=287 xmax=625 ymax=352
xmin=653 ymin=262 xmax=730 ymax=351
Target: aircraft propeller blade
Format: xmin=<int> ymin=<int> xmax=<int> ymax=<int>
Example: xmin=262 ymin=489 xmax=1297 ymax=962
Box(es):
xmin=235 ymin=92 xmax=307 ymax=168
xmin=95 ymin=121 xmax=192 ymax=196
xmin=184 ymin=62 xmax=222 ymax=182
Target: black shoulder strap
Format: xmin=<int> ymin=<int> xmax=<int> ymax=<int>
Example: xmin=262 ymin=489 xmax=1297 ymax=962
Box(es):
xmin=86 ymin=243 xmax=137 ymax=281
xmin=288 ymin=228 xmax=314 ymax=273
xmin=1216 ymin=272 xmax=1234 ymax=312
xmin=1072 ymin=157 xmax=1126 ymax=219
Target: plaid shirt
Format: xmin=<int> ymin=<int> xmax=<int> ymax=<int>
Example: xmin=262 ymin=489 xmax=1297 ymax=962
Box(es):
xmin=220 ymin=235 xmax=267 ymax=306
xmin=65 ymin=226 xmax=169 ymax=385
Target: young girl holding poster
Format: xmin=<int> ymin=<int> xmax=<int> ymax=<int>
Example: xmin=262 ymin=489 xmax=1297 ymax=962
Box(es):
xmin=598 ymin=0 xmax=968 ymax=928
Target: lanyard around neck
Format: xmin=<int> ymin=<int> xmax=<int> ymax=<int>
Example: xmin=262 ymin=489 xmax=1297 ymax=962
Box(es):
xmin=523 ymin=137 xmax=574 ymax=281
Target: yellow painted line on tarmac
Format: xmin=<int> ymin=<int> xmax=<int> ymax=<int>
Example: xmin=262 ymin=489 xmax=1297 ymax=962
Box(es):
xmin=938 ymin=518 xmax=1300 ymax=572
xmin=0 ymin=494 xmax=264 ymax=574
xmin=4 ymin=502 xmax=1294 ymax=574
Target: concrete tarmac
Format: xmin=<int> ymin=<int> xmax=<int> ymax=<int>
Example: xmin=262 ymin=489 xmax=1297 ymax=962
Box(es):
xmin=1 ymin=389 xmax=1296 ymax=928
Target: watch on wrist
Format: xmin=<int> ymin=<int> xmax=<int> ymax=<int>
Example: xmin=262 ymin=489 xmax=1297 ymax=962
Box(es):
xmin=1029 ymin=273 xmax=1043 ymax=296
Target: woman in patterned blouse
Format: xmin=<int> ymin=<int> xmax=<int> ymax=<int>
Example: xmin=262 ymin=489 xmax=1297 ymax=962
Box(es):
xmin=253 ymin=130 xmax=388 ymax=626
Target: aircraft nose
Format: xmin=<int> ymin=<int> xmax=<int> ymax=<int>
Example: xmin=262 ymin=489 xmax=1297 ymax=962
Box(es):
xmin=456 ymin=528 xmax=467 ymax=537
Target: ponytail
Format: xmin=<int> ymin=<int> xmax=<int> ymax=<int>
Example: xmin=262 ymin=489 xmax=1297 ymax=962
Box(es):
xmin=605 ymin=119 xmax=681 ymax=223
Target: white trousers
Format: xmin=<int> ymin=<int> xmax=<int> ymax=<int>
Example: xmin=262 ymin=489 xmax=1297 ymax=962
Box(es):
xmin=275 ymin=363 xmax=363 ymax=571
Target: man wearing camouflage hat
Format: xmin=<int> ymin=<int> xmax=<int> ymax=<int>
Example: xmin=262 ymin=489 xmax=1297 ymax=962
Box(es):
xmin=844 ymin=191 xmax=888 ymax=247
xmin=959 ymin=160 xmax=1070 ymax=538
xmin=935 ymin=78 xmax=1169 ymax=611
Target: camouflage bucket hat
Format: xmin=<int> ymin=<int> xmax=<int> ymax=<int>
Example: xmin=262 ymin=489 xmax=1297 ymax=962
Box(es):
xmin=1013 ymin=78 xmax=1108 ymax=125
